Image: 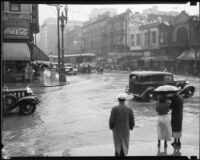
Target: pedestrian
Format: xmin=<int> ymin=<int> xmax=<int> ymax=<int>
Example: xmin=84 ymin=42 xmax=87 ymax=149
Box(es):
xmin=24 ymin=63 xmax=29 ymax=84
xmin=109 ymin=93 xmax=135 ymax=156
xmin=156 ymin=94 xmax=172 ymax=148
xmin=166 ymin=92 xmax=183 ymax=147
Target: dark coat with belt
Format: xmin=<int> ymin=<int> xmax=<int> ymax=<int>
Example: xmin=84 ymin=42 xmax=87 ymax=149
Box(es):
xmin=170 ymin=95 xmax=183 ymax=132
xmin=109 ymin=104 xmax=135 ymax=155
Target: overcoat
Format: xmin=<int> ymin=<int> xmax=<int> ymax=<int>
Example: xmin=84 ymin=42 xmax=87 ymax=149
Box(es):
xmin=170 ymin=95 xmax=183 ymax=132
xmin=109 ymin=104 xmax=135 ymax=155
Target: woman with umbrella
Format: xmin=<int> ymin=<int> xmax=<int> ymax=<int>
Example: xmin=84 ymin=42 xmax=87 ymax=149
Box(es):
xmin=155 ymin=85 xmax=183 ymax=147
xmin=155 ymin=94 xmax=172 ymax=148
xmin=166 ymin=92 xmax=183 ymax=147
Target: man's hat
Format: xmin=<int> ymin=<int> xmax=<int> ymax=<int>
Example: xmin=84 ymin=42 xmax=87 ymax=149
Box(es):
xmin=117 ymin=93 xmax=127 ymax=100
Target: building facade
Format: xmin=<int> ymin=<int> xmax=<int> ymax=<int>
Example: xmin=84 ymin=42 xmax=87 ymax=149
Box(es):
xmin=2 ymin=2 xmax=39 ymax=82
xmin=38 ymin=17 xmax=83 ymax=56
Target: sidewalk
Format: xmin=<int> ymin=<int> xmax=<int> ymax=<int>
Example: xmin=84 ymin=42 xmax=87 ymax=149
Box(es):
xmin=4 ymin=69 xmax=69 ymax=89
xmin=45 ymin=142 xmax=199 ymax=157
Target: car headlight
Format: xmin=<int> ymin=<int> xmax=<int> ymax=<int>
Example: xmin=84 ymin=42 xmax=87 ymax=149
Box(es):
xmin=186 ymin=81 xmax=189 ymax=84
xmin=26 ymin=87 xmax=33 ymax=94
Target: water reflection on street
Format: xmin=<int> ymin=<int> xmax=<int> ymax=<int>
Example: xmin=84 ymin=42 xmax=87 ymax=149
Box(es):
xmin=2 ymin=71 xmax=200 ymax=157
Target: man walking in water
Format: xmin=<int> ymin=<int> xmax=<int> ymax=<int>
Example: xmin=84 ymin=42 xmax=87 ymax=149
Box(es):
xmin=109 ymin=93 xmax=135 ymax=156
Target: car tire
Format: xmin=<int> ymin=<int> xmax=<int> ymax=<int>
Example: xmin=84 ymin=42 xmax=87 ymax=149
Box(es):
xmin=183 ymin=88 xmax=194 ymax=98
xmin=144 ymin=90 xmax=154 ymax=102
xmin=19 ymin=103 xmax=36 ymax=115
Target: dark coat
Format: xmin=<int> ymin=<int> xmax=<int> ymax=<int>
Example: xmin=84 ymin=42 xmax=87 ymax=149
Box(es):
xmin=109 ymin=104 xmax=135 ymax=155
xmin=170 ymin=95 xmax=183 ymax=132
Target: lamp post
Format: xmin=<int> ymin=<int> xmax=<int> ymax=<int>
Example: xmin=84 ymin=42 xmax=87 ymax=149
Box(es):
xmin=56 ymin=5 xmax=68 ymax=82
xmin=59 ymin=5 xmax=68 ymax=82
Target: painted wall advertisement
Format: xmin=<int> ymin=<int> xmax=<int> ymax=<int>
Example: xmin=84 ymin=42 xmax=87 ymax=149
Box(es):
xmin=3 ymin=22 xmax=30 ymax=39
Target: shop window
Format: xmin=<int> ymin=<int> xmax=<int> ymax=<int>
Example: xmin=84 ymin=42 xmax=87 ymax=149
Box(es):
xmin=9 ymin=2 xmax=21 ymax=12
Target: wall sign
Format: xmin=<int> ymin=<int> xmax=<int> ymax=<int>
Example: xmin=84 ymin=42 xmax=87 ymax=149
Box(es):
xmin=3 ymin=23 xmax=30 ymax=39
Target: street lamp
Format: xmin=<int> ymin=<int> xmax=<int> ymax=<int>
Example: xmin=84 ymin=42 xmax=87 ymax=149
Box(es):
xmin=59 ymin=5 xmax=68 ymax=82
xmin=56 ymin=4 xmax=68 ymax=82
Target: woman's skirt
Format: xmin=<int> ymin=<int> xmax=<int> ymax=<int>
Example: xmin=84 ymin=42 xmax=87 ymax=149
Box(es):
xmin=157 ymin=114 xmax=172 ymax=141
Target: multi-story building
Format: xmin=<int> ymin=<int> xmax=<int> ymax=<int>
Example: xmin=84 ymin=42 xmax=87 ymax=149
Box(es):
xmin=38 ymin=17 xmax=83 ymax=56
xmin=2 ymin=2 xmax=41 ymax=82
xmin=169 ymin=11 xmax=200 ymax=75
xmin=65 ymin=26 xmax=83 ymax=54
xmin=128 ymin=12 xmax=148 ymax=56
xmin=82 ymin=12 xmax=111 ymax=57
xmin=89 ymin=8 xmax=117 ymax=21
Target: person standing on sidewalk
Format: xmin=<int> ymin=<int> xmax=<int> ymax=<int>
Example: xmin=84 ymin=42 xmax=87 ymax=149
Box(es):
xmin=109 ymin=93 xmax=135 ymax=156
xmin=166 ymin=92 xmax=183 ymax=147
xmin=156 ymin=94 xmax=172 ymax=148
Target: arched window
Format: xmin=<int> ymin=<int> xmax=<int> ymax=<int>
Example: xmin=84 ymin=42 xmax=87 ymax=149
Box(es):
xmin=177 ymin=27 xmax=188 ymax=42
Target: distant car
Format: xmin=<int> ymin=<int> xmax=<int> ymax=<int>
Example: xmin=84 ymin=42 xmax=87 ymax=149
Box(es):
xmin=65 ymin=66 xmax=77 ymax=75
xmin=126 ymin=71 xmax=195 ymax=101
xmin=2 ymin=86 xmax=40 ymax=115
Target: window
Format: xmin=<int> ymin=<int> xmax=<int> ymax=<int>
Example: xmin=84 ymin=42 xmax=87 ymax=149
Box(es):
xmin=177 ymin=27 xmax=188 ymax=42
xmin=164 ymin=75 xmax=173 ymax=83
xmin=144 ymin=32 xmax=150 ymax=46
xmin=136 ymin=34 xmax=140 ymax=46
xmin=151 ymin=31 xmax=156 ymax=44
xmin=131 ymin=34 xmax=135 ymax=46
xmin=9 ymin=2 xmax=21 ymax=12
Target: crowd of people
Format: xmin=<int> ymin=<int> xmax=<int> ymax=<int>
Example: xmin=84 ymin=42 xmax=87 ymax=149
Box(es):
xmin=24 ymin=62 xmax=47 ymax=84
xmin=109 ymin=92 xmax=183 ymax=157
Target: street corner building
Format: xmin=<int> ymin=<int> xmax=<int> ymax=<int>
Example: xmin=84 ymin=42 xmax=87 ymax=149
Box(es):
xmin=1 ymin=2 xmax=49 ymax=84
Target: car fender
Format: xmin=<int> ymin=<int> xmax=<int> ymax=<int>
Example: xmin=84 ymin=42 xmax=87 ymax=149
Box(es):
xmin=7 ymin=96 xmax=39 ymax=111
xmin=179 ymin=85 xmax=195 ymax=95
xmin=141 ymin=87 xmax=155 ymax=99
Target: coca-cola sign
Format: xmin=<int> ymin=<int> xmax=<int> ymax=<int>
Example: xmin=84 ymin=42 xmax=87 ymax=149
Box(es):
xmin=3 ymin=23 xmax=29 ymax=39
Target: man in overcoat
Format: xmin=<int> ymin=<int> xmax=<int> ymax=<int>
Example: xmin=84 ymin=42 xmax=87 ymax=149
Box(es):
xmin=109 ymin=93 xmax=135 ymax=156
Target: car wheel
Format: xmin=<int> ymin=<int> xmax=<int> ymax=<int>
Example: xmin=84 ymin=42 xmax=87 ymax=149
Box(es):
xmin=144 ymin=91 xmax=154 ymax=102
xmin=19 ymin=103 xmax=36 ymax=115
xmin=184 ymin=89 xmax=194 ymax=98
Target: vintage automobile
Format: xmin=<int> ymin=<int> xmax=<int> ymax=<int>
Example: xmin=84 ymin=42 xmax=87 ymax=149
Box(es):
xmin=126 ymin=71 xmax=195 ymax=101
xmin=65 ymin=66 xmax=78 ymax=75
xmin=2 ymin=86 xmax=40 ymax=115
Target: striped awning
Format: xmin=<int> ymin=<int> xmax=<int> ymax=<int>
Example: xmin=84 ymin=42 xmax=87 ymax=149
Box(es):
xmin=32 ymin=44 xmax=50 ymax=61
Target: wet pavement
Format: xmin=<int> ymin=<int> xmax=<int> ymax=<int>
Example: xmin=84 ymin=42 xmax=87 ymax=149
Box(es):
xmin=2 ymin=70 xmax=199 ymax=157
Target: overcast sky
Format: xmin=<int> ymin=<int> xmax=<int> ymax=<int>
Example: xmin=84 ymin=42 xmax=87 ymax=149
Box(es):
xmin=39 ymin=3 xmax=199 ymax=25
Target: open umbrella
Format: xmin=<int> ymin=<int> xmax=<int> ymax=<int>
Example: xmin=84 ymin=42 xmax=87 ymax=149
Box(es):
xmin=155 ymin=85 xmax=180 ymax=92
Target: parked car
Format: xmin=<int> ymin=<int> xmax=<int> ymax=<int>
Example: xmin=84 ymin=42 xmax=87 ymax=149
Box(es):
xmin=2 ymin=86 xmax=40 ymax=115
xmin=65 ymin=66 xmax=77 ymax=75
xmin=126 ymin=71 xmax=195 ymax=101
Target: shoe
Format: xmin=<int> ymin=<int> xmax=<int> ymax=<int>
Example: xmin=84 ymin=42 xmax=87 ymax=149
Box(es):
xmin=164 ymin=143 xmax=167 ymax=148
xmin=177 ymin=142 xmax=181 ymax=147
xmin=171 ymin=142 xmax=177 ymax=146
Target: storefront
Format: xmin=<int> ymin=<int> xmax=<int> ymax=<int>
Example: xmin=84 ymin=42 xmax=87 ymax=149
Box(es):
xmin=2 ymin=42 xmax=31 ymax=82
xmin=2 ymin=21 xmax=31 ymax=83
xmin=177 ymin=48 xmax=200 ymax=75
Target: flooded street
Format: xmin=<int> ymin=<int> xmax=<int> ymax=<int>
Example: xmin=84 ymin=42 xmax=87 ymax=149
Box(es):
xmin=2 ymin=71 xmax=200 ymax=157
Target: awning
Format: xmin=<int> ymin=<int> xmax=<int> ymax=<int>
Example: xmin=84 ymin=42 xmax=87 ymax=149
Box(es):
xmin=139 ymin=55 xmax=169 ymax=61
xmin=32 ymin=44 xmax=50 ymax=61
xmin=2 ymin=42 xmax=30 ymax=61
xmin=177 ymin=48 xmax=200 ymax=60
